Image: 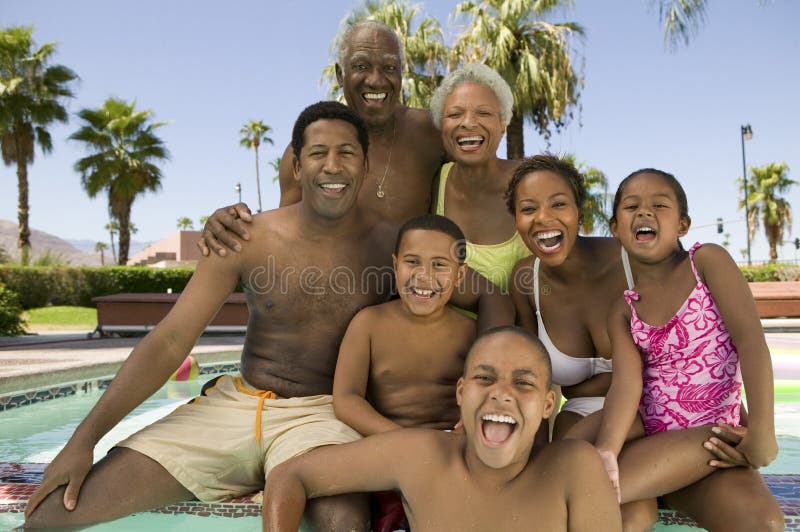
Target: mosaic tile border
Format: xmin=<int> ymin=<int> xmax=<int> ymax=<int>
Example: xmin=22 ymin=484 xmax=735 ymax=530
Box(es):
xmin=0 ymin=362 xmax=240 ymax=411
xmin=1 ymin=463 xmax=798 ymax=527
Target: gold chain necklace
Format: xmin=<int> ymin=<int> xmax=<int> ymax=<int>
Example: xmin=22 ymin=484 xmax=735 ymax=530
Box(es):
xmin=375 ymin=120 xmax=397 ymax=199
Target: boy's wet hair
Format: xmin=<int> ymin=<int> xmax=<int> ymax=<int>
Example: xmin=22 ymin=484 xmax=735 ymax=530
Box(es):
xmin=394 ymin=214 xmax=467 ymax=263
xmin=610 ymin=168 xmax=689 ymax=222
xmin=505 ymin=154 xmax=586 ymax=224
xmin=291 ymin=101 xmax=369 ymax=160
xmin=465 ymin=326 xmax=552 ymax=388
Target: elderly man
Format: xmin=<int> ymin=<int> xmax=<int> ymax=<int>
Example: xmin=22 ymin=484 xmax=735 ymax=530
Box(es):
xmin=200 ymin=21 xmax=445 ymax=253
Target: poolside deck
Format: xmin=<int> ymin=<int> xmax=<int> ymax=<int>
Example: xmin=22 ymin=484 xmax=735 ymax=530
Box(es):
xmin=0 ymin=463 xmax=798 ymax=527
xmin=1 ymin=332 xmax=799 ymax=529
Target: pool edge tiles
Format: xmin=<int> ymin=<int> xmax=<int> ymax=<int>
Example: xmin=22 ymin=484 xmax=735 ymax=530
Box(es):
xmin=0 ymin=361 xmax=241 ymax=411
xmin=1 ymin=464 xmax=799 ymax=527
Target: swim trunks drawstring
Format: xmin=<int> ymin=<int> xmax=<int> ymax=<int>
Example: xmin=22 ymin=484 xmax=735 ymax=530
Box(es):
xmin=233 ymin=376 xmax=276 ymax=445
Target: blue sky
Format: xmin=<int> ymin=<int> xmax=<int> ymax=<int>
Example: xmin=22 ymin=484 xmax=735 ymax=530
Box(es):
xmin=1 ymin=0 xmax=798 ymax=263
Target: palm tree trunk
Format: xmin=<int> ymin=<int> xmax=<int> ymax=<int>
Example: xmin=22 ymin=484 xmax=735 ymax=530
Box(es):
xmin=506 ymin=110 xmax=525 ymax=161
xmin=767 ymin=223 xmax=779 ymax=262
xmin=254 ymin=146 xmax=263 ymax=212
xmin=117 ymin=205 xmax=132 ymax=265
xmin=16 ymin=156 xmax=31 ymax=266
xmin=109 ymin=230 xmax=117 ymax=264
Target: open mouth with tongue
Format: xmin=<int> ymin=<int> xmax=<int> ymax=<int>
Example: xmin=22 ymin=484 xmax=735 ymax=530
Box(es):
xmin=481 ymin=413 xmax=517 ymax=447
xmin=534 ymin=230 xmax=564 ymax=253
xmin=634 ymin=225 xmax=657 ymax=242
xmin=456 ymin=135 xmax=485 ymax=152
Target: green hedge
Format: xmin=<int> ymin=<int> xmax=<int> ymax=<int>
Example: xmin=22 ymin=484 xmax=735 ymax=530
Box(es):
xmin=739 ymin=263 xmax=800 ymax=282
xmin=0 ymin=281 xmax=26 ymax=335
xmin=1 ymin=262 xmax=797 ymax=311
xmin=0 ymin=266 xmax=196 ymax=309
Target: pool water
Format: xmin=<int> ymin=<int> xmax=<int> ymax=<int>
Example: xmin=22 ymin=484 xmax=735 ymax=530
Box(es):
xmin=0 ymin=377 xmax=216 ymax=464
xmin=1 ymin=374 xmax=799 ymax=531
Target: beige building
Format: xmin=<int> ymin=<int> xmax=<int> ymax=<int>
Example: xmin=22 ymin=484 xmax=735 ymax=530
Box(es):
xmin=126 ymin=230 xmax=202 ymax=267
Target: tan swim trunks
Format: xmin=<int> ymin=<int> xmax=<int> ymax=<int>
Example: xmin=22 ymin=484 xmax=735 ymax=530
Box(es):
xmin=117 ymin=374 xmax=361 ymax=502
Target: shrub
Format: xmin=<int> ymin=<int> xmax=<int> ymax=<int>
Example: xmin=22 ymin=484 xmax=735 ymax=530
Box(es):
xmin=739 ymin=263 xmax=800 ymax=282
xmin=0 ymin=282 xmax=26 ymax=336
xmin=0 ymin=266 xmax=198 ymax=309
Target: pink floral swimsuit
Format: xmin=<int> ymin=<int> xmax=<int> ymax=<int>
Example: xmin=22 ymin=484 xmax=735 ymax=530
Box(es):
xmin=624 ymin=243 xmax=742 ymax=435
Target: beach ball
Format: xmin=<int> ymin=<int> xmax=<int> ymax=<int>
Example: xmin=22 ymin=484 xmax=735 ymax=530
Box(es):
xmin=170 ymin=355 xmax=199 ymax=381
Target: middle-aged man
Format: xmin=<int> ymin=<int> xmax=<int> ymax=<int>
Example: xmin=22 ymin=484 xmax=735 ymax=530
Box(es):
xmin=25 ymin=101 xmax=512 ymax=530
xmin=200 ymin=21 xmax=445 ymax=254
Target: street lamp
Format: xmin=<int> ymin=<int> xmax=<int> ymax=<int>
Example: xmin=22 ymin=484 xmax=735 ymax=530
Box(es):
xmin=741 ymin=124 xmax=753 ymax=265
xmin=235 ymin=182 xmax=242 ymax=203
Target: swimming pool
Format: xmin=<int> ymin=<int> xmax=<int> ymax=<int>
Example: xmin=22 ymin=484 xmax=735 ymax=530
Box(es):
xmin=1 ymin=367 xmax=799 ymax=530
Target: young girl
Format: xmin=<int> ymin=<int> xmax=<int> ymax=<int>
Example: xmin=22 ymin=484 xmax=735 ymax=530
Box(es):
xmin=596 ymin=168 xmax=779 ymax=501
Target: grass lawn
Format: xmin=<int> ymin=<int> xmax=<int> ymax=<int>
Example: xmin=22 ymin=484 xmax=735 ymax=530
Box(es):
xmin=23 ymin=306 xmax=97 ymax=331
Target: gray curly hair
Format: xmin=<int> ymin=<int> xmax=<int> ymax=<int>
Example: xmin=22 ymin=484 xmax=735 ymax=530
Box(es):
xmin=337 ymin=20 xmax=404 ymax=71
xmin=430 ymin=64 xmax=514 ymax=130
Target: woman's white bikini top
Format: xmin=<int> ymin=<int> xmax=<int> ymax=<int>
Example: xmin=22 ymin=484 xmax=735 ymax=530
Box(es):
xmin=532 ymin=247 xmax=633 ymax=386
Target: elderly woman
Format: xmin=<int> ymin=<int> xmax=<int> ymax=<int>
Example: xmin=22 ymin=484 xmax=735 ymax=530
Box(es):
xmin=428 ymin=64 xmax=530 ymax=292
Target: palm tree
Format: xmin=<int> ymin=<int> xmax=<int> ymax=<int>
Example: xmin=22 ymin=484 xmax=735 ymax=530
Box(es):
xmin=740 ymin=162 xmax=796 ymax=262
xmin=269 ymin=156 xmax=282 ymax=183
xmin=239 ymin=120 xmax=273 ymax=213
xmin=176 ymin=217 xmax=194 ymax=230
xmin=452 ymin=0 xmax=584 ymax=160
xmin=0 ymin=26 xmax=77 ymax=265
xmin=657 ymin=0 xmax=707 ymax=50
xmin=199 ymin=215 xmax=209 ymax=227
xmin=104 ymin=219 xmax=119 ymax=264
xmin=71 ymin=98 xmax=169 ymax=265
xmin=321 ymin=0 xmax=448 ymax=109
xmin=562 ymin=154 xmax=609 ymax=235
xmin=95 ymin=241 xmax=108 ymax=266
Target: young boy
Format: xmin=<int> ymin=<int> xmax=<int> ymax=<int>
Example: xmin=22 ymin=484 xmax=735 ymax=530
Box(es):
xmin=264 ymin=326 xmax=622 ymax=532
xmin=333 ymin=213 xmax=476 ymax=435
xmin=333 ymin=214 xmax=476 ymax=531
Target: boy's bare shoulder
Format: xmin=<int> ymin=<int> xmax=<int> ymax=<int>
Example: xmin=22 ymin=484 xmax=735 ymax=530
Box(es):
xmin=534 ymin=439 xmax=604 ymax=480
xmin=353 ymin=299 xmax=402 ymax=322
xmin=399 ymin=429 xmax=461 ymax=466
xmin=444 ymin=305 xmax=479 ymax=331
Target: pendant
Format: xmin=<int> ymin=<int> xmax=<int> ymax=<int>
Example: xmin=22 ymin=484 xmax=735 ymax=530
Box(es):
xmin=376 ymin=188 xmax=385 ymax=198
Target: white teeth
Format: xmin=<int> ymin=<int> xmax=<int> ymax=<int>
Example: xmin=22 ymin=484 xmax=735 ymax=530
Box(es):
xmin=412 ymin=287 xmax=433 ymax=296
xmin=636 ymin=226 xmax=655 ymax=233
xmin=457 ymin=135 xmax=484 ymax=145
xmin=536 ymin=230 xmax=562 ymax=240
xmin=364 ymin=92 xmax=387 ymax=100
xmin=482 ymin=414 xmax=516 ymax=424
xmin=321 ymin=183 xmax=346 ymax=190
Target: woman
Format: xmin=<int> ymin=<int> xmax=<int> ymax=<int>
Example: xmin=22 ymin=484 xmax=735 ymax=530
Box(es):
xmin=506 ymin=154 xmax=783 ymax=532
xmin=428 ymin=63 xmax=529 ymax=292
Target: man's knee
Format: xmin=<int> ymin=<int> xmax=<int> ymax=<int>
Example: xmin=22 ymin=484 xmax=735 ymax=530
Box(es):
xmin=306 ymin=493 xmax=370 ymax=532
xmin=24 ymin=486 xmax=71 ymax=529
